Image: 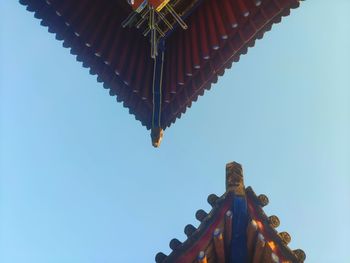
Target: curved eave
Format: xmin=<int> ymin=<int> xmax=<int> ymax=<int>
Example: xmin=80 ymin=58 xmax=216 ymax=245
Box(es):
xmin=156 ymin=192 xmax=233 ymax=263
xmin=162 ymin=0 xmax=301 ymax=129
xmin=246 ymin=187 xmax=305 ymax=262
xmin=156 ymin=188 xmax=305 ymax=263
xmin=19 ymin=0 xmax=302 ymax=131
xmin=19 ymin=0 xmax=154 ymax=129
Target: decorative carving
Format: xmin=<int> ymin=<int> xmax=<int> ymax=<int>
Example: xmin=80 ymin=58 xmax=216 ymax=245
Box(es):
xmin=195 ymin=209 xmax=208 ymax=222
xmin=124 ymin=1 xmax=187 ymax=59
xmin=184 ymin=224 xmax=196 ymax=237
xmin=225 ymin=162 xmax=245 ymax=195
xmin=207 ymin=194 xmax=219 ymax=207
xmin=155 ymin=252 xmax=167 ymax=263
xmin=268 ymin=215 xmax=280 ymax=228
xmin=278 ymin=231 xmax=291 ymax=245
xmin=293 ymin=249 xmax=306 ymax=262
xmin=169 ymin=238 xmax=182 ymax=250
xmin=258 ymin=194 xmax=269 ymax=207
xmin=151 ymin=127 xmax=163 ymax=147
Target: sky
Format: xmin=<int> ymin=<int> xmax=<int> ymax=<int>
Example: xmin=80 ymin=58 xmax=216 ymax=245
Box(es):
xmin=1 ymin=1 xmax=349 ymax=262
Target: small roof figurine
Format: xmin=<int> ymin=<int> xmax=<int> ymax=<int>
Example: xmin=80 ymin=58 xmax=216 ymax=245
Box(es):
xmin=20 ymin=0 xmax=302 ymax=146
xmin=155 ymin=162 xmax=306 ymax=263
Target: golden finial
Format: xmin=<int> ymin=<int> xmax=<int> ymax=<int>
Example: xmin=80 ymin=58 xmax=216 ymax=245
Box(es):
xmin=225 ymin=162 xmax=245 ymax=195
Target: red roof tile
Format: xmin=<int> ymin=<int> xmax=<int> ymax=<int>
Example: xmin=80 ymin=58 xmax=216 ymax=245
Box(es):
xmin=20 ymin=0 xmax=301 ymax=131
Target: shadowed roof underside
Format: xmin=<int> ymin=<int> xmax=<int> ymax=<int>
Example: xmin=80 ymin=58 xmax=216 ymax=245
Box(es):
xmin=20 ymin=0 xmax=300 ymax=129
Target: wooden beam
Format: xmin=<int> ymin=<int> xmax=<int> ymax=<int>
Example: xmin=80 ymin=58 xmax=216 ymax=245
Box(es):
xmin=197 ymin=251 xmax=208 ymax=263
xmin=213 ymin=228 xmax=225 ymax=263
xmin=252 ymin=234 xmax=265 ymax=263
xmin=224 ymin=210 xmax=232 ymax=253
xmin=247 ymin=220 xmax=258 ymax=262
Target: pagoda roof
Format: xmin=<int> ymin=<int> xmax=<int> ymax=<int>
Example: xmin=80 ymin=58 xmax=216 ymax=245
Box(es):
xmin=20 ymin=0 xmax=301 ymax=132
xmin=155 ymin=162 xmax=306 ymax=263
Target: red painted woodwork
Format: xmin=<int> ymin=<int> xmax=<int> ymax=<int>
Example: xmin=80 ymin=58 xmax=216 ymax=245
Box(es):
xmin=20 ymin=0 xmax=301 ymax=130
xmin=148 ymin=0 xmax=168 ymax=9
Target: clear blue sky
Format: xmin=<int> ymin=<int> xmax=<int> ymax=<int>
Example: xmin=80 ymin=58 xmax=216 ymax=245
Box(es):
xmin=1 ymin=1 xmax=349 ymax=262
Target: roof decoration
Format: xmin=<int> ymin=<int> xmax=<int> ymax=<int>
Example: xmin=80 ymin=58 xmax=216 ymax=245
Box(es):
xmin=20 ymin=0 xmax=301 ymax=146
xmin=155 ymin=162 xmax=306 ymax=263
xmin=123 ymin=0 xmax=187 ymax=58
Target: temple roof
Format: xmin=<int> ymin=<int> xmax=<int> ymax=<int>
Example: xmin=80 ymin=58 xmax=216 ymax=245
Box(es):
xmin=20 ymin=0 xmax=301 ymax=134
xmin=155 ymin=162 xmax=306 ymax=263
